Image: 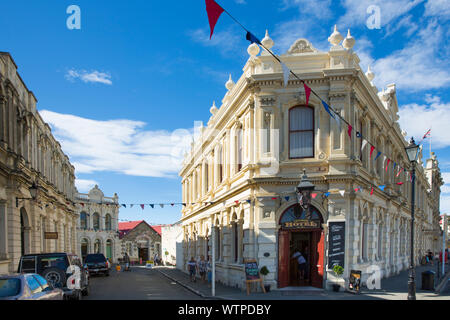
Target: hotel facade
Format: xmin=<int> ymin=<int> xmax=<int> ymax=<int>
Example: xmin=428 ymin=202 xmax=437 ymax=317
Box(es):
xmin=0 ymin=52 xmax=78 ymax=273
xmin=178 ymin=28 xmax=443 ymax=290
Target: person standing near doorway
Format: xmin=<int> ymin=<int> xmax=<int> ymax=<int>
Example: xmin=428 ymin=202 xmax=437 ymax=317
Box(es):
xmin=198 ymin=255 xmax=207 ymax=283
xmin=292 ymin=249 xmax=307 ymax=282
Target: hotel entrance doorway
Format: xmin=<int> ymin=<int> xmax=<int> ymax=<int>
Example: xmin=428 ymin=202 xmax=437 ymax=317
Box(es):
xmin=278 ymin=204 xmax=324 ymax=289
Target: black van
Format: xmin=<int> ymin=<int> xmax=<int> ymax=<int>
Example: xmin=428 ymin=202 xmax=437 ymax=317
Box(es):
xmin=84 ymin=254 xmax=110 ymax=276
xmin=17 ymin=253 xmax=90 ymax=300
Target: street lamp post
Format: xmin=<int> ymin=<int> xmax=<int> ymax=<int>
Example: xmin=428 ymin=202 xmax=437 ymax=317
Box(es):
xmin=295 ymin=169 xmax=315 ymax=219
xmin=405 ymin=137 xmax=420 ymax=301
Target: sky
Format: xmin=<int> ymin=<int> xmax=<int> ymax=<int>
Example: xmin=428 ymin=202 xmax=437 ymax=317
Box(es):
xmin=1 ymin=0 xmax=449 ymax=224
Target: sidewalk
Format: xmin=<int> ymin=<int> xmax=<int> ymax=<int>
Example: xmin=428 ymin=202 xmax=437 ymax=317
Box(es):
xmin=155 ymin=264 xmax=450 ymax=300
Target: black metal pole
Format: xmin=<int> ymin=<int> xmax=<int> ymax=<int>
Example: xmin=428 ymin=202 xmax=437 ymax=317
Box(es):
xmin=408 ymin=163 xmax=416 ymax=300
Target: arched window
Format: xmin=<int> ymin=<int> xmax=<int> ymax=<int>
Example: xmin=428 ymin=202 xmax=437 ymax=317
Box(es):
xmin=289 ymin=106 xmax=314 ymax=159
xmin=93 ymin=213 xmax=100 ymax=231
xmin=94 ymin=239 xmax=101 ymax=253
xmin=80 ymin=212 xmax=88 ymax=230
xmin=105 ymin=214 xmax=112 ymax=231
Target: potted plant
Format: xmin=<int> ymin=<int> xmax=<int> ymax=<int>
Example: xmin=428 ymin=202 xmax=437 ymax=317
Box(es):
xmin=332 ymin=265 xmax=344 ymax=292
xmin=260 ymin=266 xmax=270 ymax=292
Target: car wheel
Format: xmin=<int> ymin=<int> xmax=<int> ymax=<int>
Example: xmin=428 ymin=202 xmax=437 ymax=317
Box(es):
xmin=42 ymin=267 xmax=66 ymax=289
xmin=105 ymin=271 xmax=110 ymax=277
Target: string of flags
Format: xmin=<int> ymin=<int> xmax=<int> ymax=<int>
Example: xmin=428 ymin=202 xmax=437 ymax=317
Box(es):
xmin=204 ymin=0 xmax=431 ymax=187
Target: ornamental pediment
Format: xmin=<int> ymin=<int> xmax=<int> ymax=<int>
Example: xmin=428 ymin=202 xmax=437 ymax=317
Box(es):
xmin=287 ymin=39 xmax=318 ymax=55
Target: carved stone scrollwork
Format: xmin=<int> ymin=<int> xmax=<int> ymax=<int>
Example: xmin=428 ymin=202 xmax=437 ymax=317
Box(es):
xmin=287 ymin=39 xmax=318 ymax=54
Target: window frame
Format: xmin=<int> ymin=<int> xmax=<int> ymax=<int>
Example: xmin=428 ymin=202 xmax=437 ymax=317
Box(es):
xmin=288 ymin=105 xmax=315 ymax=159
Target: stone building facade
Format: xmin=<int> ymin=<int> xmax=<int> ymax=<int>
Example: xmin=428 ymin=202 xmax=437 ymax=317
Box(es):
xmin=75 ymin=185 xmax=121 ymax=263
xmin=0 ymin=52 xmax=78 ymax=273
xmin=119 ymin=221 xmax=161 ymax=264
xmin=161 ymin=223 xmax=183 ymax=268
xmin=178 ymin=28 xmax=443 ymax=290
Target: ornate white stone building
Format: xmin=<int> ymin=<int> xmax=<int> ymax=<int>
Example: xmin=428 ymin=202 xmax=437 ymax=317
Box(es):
xmin=178 ymin=28 xmax=443 ymax=290
xmin=75 ymin=185 xmax=121 ymax=263
xmin=0 ymin=52 xmax=78 ymax=273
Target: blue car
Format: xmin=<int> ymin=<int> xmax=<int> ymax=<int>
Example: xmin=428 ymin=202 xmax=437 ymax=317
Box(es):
xmin=0 ymin=274 xmax=64 ymax=300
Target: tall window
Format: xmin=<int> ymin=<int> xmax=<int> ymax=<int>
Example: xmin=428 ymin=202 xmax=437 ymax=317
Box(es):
xmin=377 ymin=223 xmax=383 ymax=259
xmin=237 ymin=129 xmax=243 ymax=172
xmin=359 ymin=119 xmax=364 ymax=162
xmin=93 ymin=213 xmax=100 ymax=231
xmin=289 ymin=106 xmax=314 ymax=158
xmin=233 ymin=222 xmax=241 ymax=263
xmin=105 ymin=214 xmax=112 ymax=231
xmin=218 ymin=147 xmax=223 ymax=183
xmin=80 ymin=212 xmax=88 ymax=230
xmin=215 ymin=226 xmax=221 ymax=261
xmin=362 ymin=221 xmax=368 ymax=260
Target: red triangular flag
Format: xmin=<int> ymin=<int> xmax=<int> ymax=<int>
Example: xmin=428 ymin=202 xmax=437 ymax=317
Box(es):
xmin=370 ymin=146 xmax=375 ymax=158
xmin=347 ymin=124 xmax=353 ymax=139
xmin=304 ymin=83 xmax=311 ymax=105
xmin=205 ymin=0 xmax=224 ymax=39
xmin=312 ymin=193 xmax=318 ymax=199
xmin=385 ymin=159 xmax=390 ymax=172
xmin=140 ymin=204 xmax=145 ymax=210
xmin=370 ymin=187 xmax=374 ymax=195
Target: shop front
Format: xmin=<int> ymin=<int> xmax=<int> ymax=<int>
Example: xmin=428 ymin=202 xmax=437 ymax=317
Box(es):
xmin=278 ymin=204 xmax=325 ymax=289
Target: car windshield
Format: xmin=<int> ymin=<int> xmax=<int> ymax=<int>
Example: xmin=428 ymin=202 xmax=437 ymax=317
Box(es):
xmin=85 ymin=255 xmax=106 ymax=263
xmin=0 ymin=279 xmax=21 ymax=298
xmin=38 ymin=256 xmax=68 ymax=271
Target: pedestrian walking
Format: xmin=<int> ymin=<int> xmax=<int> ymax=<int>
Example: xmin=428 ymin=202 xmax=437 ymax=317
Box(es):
xmin=187 ymin=257 xmax=198 ymax=282
xmin=198 ymin=255 xmax=207 ymax=283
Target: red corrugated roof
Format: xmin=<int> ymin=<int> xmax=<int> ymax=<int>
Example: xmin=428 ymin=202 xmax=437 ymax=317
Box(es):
xmin=119 ymin=220 xmax=144 ymax=231
xmin=151 ymin=225 xmax=162 ymax=235
xmin=118 ymin=220 xmax=163 ymax=238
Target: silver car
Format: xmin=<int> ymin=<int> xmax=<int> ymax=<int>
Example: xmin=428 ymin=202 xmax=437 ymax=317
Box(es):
xmin=0 ymin=274 xmax=64 ymax=300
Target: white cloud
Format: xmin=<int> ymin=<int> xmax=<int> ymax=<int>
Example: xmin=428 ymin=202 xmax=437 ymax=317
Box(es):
xmin=440 ymin=195 xmax=450 ymax=214
xmin=398 ymin=96 xmax=450 ymax=149
xmin=75 ymin=179 xmax=98 ymax=193
xmin=424 ymin=0 xmax=450 ymax=20
xmin=65 ymin=69 xmax=113 ymax=85
xmin=372 ymin=20 xmax=450 ymax=90
xmin=337 ymin=0 xmax=424 ymax=28
xmin=281 ymin=0 xmax=333 ymax=20
xmin=39 ymin=110 xmax=193 ymax=178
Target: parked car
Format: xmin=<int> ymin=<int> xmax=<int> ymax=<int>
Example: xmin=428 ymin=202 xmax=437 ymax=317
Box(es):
xmin=85 ymin=254 xmax=110 ymax=276
xmin=17 ymin=253 xmax=89 ymax=300
xmin=0 ymin=274 xmax=63 ymax=300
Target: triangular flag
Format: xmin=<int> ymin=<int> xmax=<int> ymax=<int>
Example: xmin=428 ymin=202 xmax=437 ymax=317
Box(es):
xmin=271 ymin=197 xmax=278 ymax=200
xmin=397 ymin=182 xmax=404 ymax=185
xmin=285 ymin=196 xmax=290 ymax=202
xmin=347 ymin=124 xmax=353 ymax=139
xmin=374 ymin=152 xmax=382 ymax=161
xmin=385 ymin=159 xmax=391 ymax=172
xmin=312 ymin=193 xmax=318 ymax=199
xmin=382 ymin=155 xmax=387 ymax=169
xmin=205 ymin=0 xmax=224 ymax=39
xmin=171 ymin=204 xmax=175 ymax=207
xmin=370 ymin=187 xmax=374 ymax=195
xmin=122 ymin=204 xmax=127 ymax=208
xmin=150 ymin=204 xmax=154 ymax=209
xmin=281 ymin=62 xmax=290 ymax=87
xmin=378 ymin=185 xmax=386 ymax=191
xmin=160 ymin=204 xmax=164 ymax=208
xmin=361 ymin=139 xmax=368 ymax=152
xmin=140 ymin=204 xmax=145 ymax=210
xmin=235 ymin=200 xmax=240 ymax=205
xmin=304 ymin=83 xmax=311 ymax=105
xmin=130 ymin=204 xmax=134 ymax=208
xmin=370 ymin=146 xmax=375 ymax=159
xmin=246 ymin=200 xmax=251 ymax=204
xmin=393 ymin=162 xmax=397 ymax=172
xmin=246 ymin=31 xmax=261 ymax=45
xmin=339 ymin=190 xmax=345 ymax=197
xmin=397 ymin=167 xmax=403 ymax=177
xmin=182 ymin=203 xmax=186 ymax=207
xmin=321 ymin=100 xmax=335 ymax=119
xmin=354 ymin=188 xmax=360 ymax=192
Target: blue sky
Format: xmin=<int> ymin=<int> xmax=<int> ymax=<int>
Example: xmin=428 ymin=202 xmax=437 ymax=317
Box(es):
xmin=1 ymin=0 xmax=449 ymax=224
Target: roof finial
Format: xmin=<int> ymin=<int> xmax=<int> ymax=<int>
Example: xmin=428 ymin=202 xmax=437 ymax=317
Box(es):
xmin=343 ymin=29 xmax=355 ymax=49
xmin=328 ymin=24 xmax=343 ymax=47
xmin=225 ymin=74 xmax=235 ymax=91
xmin=261 ymin=29 xmax=274 ymax=50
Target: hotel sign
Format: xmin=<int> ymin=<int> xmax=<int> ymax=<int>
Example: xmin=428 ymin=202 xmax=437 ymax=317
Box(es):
xmin=44 ymin=232 xmax=58 ymax=240
xmin=282 ymin=219 xmax=321 ymax=229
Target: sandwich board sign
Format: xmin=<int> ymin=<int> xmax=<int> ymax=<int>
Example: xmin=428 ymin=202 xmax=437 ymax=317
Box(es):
xmin=243 ymin=259 xmax=266 ymax=295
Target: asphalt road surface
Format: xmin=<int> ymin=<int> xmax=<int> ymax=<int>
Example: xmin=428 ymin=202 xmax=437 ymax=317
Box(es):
xmin=85 ymin=266 xmax=202 ymax=300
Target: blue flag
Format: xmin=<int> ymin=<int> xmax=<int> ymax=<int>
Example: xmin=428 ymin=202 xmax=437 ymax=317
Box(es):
xmin=121 ymin=204 xmax=127 ymax=208
xmin=374 ymin=152 xmax=382 ymax=161
xmin=246 ymin=31 xmax=261 ymax=45
xmin=321 ymin=101 xmax=335 ymax=119
xmin=285 ymin=196 xmax=290 ymax=202
xmin=378 ymin=185 xmax=386 ymax=191
xmin=324 ymin=192 xmax=330 ymax=198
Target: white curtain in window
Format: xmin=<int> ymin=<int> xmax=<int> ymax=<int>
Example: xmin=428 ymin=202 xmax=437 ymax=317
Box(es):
xmin=290 ymin=107 xmax=313 ymax=158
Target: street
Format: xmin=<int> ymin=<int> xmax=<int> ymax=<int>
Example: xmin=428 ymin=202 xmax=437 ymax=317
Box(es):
xmin=85 ymin=267 xmax=202 ymax=300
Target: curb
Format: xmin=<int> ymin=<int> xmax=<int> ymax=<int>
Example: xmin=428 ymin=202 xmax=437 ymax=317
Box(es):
xmin=156 ymin=268 xmax=228 ymax=300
